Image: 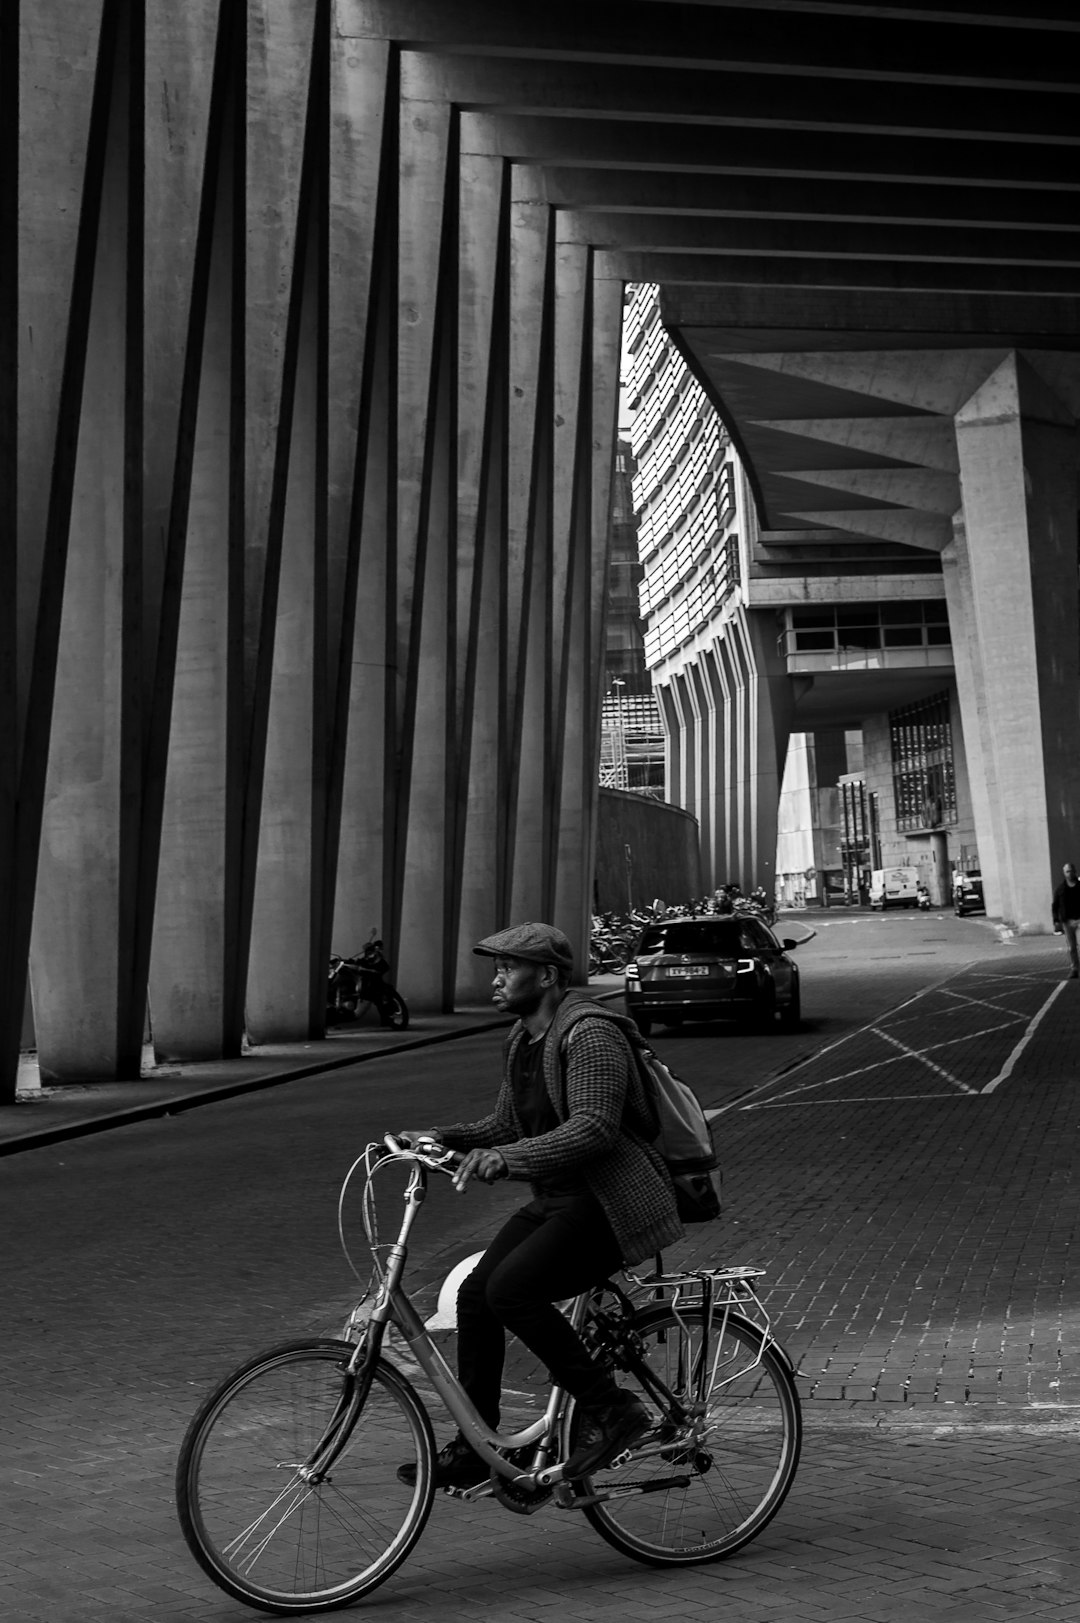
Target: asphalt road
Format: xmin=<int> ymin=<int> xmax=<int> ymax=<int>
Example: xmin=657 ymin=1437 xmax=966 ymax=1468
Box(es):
xmin=4 ymin=909 xmax=1079 ymax=1622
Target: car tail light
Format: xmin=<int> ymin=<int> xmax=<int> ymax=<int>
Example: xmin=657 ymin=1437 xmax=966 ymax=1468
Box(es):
xmin=736 ymin=959 xmax=755 ymax=973
xmin=625 ymin=962 xmax=639 ymax=979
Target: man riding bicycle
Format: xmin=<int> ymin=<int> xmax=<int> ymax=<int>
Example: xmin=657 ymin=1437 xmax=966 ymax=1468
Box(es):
xmin=398 ymin=921 xmax=683 ymax=1490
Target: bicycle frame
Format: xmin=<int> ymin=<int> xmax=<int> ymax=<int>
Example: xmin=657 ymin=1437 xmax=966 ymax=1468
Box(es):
xmin=341 ymin=1146 xmax=580 ymax=1494
xmin=334 ymin=1142 xmax=790 ymax=1502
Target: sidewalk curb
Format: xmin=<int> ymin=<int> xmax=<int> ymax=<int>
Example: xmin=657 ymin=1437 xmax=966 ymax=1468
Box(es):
xmin=0 ymin=1018 xmax=517 ymax=1157
xmin=0 ymin=988 xmax=627 ymax=1157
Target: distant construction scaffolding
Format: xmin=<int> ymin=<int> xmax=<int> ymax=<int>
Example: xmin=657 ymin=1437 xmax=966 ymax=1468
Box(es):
xmin=599 ymin=685 xmax=666 ymax=796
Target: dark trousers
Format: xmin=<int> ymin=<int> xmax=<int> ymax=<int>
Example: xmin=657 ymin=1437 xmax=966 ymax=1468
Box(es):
xmin=455 ymin=1192 xmax=624 ymax=1429
xmin=1063 ymin=918 xmax=1080 ymax=972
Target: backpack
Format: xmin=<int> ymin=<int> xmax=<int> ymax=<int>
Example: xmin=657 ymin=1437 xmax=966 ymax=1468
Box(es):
xmin=630 ymin=1040 xmax=722 ymax=1224
xmin=559 ymin=1000 xmax=721 ymax=1224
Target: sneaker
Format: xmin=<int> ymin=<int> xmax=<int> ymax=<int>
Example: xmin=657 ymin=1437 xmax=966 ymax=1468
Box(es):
xmin=396 ymin=1433 xmax=489 ymax=1490
xmin=564 ymin=1389 xmax=652 ymax=1479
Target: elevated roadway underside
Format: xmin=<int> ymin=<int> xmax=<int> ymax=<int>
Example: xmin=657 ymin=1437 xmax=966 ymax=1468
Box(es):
xmin=4 ymin=1 xmax=1079 ymax=1090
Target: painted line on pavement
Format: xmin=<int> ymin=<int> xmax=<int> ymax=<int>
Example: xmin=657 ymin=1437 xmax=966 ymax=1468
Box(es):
xmin=981 ymin=979 xmax=1068 ymax=1095
xmin=871 ymin=1027 xmax=976 ymax=1093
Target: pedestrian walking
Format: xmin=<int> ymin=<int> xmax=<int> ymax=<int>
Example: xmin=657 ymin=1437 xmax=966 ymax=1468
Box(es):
xmin=396 ymin=920 xmax=681 ymax=1490
xmin=1051 ymin=862 xmax=1080 ymax=978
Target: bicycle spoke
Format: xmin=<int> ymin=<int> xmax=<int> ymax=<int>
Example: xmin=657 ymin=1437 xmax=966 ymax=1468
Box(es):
xmin=177 ymin=1342 xmax=434 ymax=1610
xmin=579 ymin=1307 xmax=801 ymax=1565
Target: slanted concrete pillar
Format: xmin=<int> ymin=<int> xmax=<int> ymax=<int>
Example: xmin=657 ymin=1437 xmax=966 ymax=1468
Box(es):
xmin=245 ymin=217 xmax=322 ymax=1044
xmin=940 ymin=514 xmax=1004 ymax=917
xmin=30 ymin=30 xmax=135 ymax=1081
xmin=952 ymin=353 xmax=1080 ymax=931
xmin=454 ymin=152 xmax=508 ymax=1002
xmin=149 ymin=100 xmax=242 ymax=1062
xmin=743 ymin=610 xmax=794 ymax=897
xmin=506 ymin=188 xmax=554 ymax=926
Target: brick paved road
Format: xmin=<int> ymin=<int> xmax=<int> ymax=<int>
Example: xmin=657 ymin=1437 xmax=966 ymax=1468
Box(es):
xmin=3 ymin=913 xmax=1079 ymax=1622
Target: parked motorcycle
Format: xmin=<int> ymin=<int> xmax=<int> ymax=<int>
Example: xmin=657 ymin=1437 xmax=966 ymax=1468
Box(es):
xmin=327 ymin=931 xmax=409 ymax=1030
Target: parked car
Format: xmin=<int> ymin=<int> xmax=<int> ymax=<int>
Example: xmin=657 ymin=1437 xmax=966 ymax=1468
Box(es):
xmin=869 ymin=866 xmax=920 ymax=910
xmin=624 ymin=914 xmax=809 ymax=1036
xmin=953 ymin=870 xmax=985 ymax=916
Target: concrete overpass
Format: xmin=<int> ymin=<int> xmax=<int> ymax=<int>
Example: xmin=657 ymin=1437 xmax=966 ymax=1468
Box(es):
xmin=3 ymin=0 xmax=1078 ymax=1097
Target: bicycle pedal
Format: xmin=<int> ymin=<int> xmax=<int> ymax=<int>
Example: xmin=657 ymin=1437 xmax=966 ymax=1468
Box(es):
xmin=443 ymin=1481 xmax=494 ymax=1502
xmin=608 ymin=1446 xmax=634 ymax=1470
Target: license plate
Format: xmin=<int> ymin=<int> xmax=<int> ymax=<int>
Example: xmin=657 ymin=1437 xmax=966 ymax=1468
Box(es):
xmin=665 ymin=965 xmax=711 ymax=978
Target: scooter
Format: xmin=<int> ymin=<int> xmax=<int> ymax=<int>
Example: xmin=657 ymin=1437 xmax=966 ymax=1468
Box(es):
xmin=328 ymin=930 xmax=409 ymax=1029
xmin=916 ymin=885 xmax=931 ymax=911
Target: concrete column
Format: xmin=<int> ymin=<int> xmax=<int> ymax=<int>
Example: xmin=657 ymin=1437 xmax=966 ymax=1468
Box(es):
xmin=686 ymin=661 xmax=710 ymax=874
xmin=700 ymin=647 xmax=728 ymax=890
xmin=670 ymin=672 xmax=696 ymax=814
xmin=940 ymin=515 xmax=1004 ymax=916
xmin=657 ymin=681 xmax=681 ymax=816
xmin=577 ymin=270 xmax=625 ymax=961
xmin=332 ymin=54 xmax=395 ymax=965
xmin=323 ymin=37 xmax=390 ymax=969
xmin=550 ymin=239 xmax=590 ymax=958
xmin=246 ymin=213 xmax=322 ymax=1044
xmin=30 ymin=21 xmax=135 ymax=1081
xmin=953 ymin=353 xmax=1080 ymax=931
xmin=711 ymin=636 xmax=736 ymax=885
xmin=149 ymin=82 xmax=241 ymax=1062
xmin=454 ymin=153 xmax=508 ymax=1002
xmin=929 ymin=830 xmax=950 ymax=906
xmin=717 ymin=630 xmax=750 ymax=882
xmin=745 ymin=609 xmax=794 ymax=898
xmin=507 ymin=190 xmax=553 ymax=923
xmin=394 ymin=92 xmax=454 ymax=1007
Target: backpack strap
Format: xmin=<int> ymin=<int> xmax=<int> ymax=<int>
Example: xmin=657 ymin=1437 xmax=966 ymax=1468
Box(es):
xmin=554 ymin=1001 xmax=659 ymax=1141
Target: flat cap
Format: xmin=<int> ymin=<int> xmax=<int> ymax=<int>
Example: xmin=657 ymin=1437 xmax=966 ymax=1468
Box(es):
xmin=472 ymin=921 xmax=574 ymax=973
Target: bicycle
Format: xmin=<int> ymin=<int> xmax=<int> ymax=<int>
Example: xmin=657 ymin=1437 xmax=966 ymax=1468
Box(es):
xmin=175 ymin=1136 xmax=802 ymax=1613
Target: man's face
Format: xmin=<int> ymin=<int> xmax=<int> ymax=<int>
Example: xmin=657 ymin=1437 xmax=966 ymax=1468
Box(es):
xmin=1065 ymin=865 xmax=1077 ymax=883
xmin=490 ymin=956 xmax=551 ymax=1015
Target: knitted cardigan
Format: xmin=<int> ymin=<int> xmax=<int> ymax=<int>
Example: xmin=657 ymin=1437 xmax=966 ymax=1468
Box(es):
xmin=435 ymin=993 xmax=683 ymax=1266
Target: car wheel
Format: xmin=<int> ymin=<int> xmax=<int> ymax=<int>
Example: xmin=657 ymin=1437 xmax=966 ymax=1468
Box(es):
xmin=632 ymin=1013 xmax=652 ymax=1037
xmin=779 ymin=979 xmax=801 ymax=1031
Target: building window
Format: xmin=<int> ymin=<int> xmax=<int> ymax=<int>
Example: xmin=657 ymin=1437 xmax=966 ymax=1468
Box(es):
xmin=889 ymin=690 xmax=958 ymax=832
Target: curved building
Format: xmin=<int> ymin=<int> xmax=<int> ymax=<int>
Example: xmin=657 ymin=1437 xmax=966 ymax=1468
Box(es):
xmin=626 ymin=285 xmax=974 ymax=905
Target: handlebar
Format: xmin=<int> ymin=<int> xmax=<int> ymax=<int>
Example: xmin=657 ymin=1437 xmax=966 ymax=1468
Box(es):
xmin=380 ymin=1132 xmax=462 ymax=1172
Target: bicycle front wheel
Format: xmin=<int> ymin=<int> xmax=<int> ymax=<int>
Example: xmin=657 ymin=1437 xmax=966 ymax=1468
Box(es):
xmin=176 ymin=1339 xmax=435 ymax=1613
xmin=578 ymin=1306 xmax=801 ymax=1566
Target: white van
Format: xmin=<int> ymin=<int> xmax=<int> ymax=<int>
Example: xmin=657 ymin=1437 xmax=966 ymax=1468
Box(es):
xmin=869 ymin=866 xmax=920 ymax=910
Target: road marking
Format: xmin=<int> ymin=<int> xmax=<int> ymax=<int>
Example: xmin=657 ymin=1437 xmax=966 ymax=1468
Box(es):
xmin=871 ymin=1028 xmax=976 ymax=1094
xmin=751 ymin=1093 xmax=971 ymax=1108
xmin=938 ymin=987 xmax=1035 ymax=1021
xmin=981 ymin=980 xmax=1068 ymax=1094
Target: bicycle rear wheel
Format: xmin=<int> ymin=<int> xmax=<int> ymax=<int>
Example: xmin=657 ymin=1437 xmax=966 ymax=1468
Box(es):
xmin=176 ymin=1339 xmax=435 ymax=1613
xmin=577 ymin=1306 xmax=801 ymax=1566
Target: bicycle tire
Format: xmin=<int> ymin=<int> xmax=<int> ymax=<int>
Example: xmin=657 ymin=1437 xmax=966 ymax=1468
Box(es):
xmin=574 ymin=1306 xmax=801 ymax=1567
xmin=176 ymin=1339 xmax=435 ymax=1614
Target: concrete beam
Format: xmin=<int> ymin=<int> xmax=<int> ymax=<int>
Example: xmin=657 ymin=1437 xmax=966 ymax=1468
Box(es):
xmin=597 ymin=251 xmax=1080 ymax=298
xmin=661 ymin=286 xmax=1080 ymax=339
xmin=524 ymin=166 xmax=1080 ymax=232
xmin=461 ymin=112 xmax=1080 ymax=192
xmin=337 ymin=0 xmax=1076 ymax=88
xmin=559 ymin=211 xmax=1080 ymax=269
xmin=398 ymin=54 xmax=1078 ymax=145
